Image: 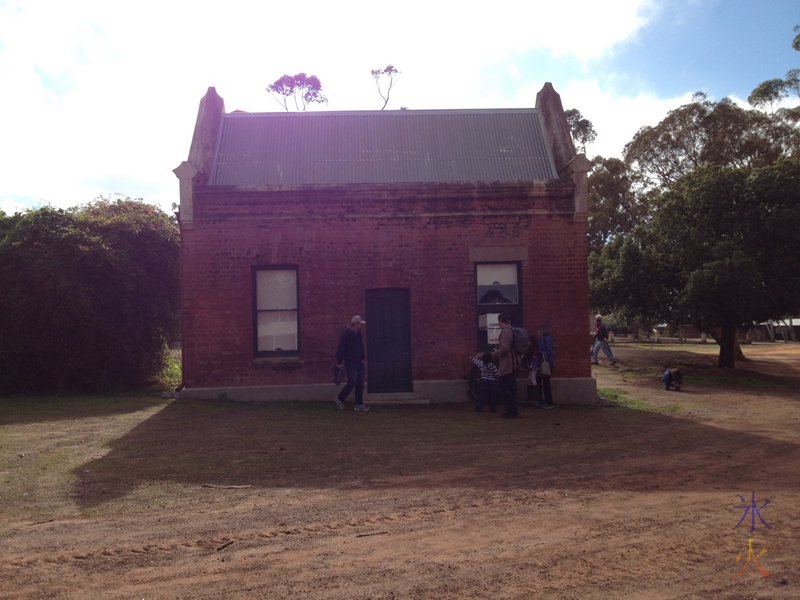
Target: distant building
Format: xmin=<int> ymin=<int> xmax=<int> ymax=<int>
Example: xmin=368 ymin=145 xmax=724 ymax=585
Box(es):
xmin=173 ymin=83 xmax=596 ymax=404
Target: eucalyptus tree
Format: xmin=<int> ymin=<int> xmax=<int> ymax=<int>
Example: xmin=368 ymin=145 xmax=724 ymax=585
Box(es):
xmin=624 ymin=94 xmax=799 ymax=193
xmin=749 ymin=25 xmax=800 ymax=106
xmin=371 ymin=64 xmax=400 ymax=110
xmin=266 ymin=73 xmax=328 ymax=111
xmin=587 ymin=156 xmax=649 ymax=255
xmin=565 ymin=108 xmax=597 ymax=154
xmin=748 ymin=78 xmax=789 ymax=112
xmin=598 ymin=160 xmax=800 ymax=368
xmin=592 ymin=27 xmax=800 ymax=356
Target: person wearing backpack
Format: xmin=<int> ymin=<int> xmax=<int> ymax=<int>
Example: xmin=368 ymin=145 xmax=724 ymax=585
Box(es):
xmin=511 ymin=325 xmax=531 ymax=367
xmin=496 ymin=312 xmax=519 ymax=419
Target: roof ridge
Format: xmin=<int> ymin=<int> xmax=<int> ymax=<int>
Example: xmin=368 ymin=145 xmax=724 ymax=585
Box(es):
xmin=225 ymin=108 xmax=541 ymax=118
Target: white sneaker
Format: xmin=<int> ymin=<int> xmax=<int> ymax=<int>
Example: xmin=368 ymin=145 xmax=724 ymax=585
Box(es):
xmin=334 ymin=396 xmax=344 ymax=410
xmin=354 ymin=404 xmax=370 ymax=412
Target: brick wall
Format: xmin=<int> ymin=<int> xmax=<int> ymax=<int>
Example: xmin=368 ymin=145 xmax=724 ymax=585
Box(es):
xmin=180 ymin=181 xmax=591 ymax=388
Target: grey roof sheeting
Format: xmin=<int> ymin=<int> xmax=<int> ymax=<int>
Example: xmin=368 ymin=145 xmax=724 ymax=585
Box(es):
xmin=207 ymin=109 xmax=559 ymax=187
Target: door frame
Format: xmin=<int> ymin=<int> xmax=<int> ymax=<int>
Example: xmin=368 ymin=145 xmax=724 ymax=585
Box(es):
xmin=364 ymin=288 xmax=413 ymax=393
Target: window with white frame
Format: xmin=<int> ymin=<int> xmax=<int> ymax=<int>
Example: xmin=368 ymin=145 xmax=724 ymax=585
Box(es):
xmin=475 ymin=262 xmax=521 ymax=350
xmin=254 ymin=267 xmax=298 ymax=356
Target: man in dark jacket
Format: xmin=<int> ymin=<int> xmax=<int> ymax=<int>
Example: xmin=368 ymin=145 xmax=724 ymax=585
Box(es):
xmin=335 ymin=315 xmax=370 ymax=411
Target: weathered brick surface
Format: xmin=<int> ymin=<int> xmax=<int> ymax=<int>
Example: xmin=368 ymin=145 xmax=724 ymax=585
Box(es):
xmin=180 ymin=182 xmax=591 ymax=388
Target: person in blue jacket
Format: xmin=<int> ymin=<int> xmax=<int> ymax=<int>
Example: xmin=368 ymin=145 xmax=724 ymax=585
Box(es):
xmin=662 ymin=368 xmax=683 ymax=391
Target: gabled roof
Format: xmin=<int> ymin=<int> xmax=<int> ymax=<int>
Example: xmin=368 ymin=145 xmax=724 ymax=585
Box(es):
xmin=207 ymin=109 xmax=559 ymax=187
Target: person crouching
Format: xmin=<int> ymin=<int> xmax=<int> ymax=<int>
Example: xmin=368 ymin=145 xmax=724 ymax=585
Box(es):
xmin=662 ymin=368 xmax=683 ymax=391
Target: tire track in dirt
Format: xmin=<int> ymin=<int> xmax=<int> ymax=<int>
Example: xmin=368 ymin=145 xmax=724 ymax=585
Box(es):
xmin=2 ymin=488 xmax=587 ymax=573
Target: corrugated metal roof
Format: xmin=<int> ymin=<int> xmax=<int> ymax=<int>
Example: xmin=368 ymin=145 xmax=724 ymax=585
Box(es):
xmin=207 ymin=109 xmax=559 ymax=186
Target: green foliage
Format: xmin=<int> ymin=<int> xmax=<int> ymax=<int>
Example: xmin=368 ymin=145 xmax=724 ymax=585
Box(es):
xmin=156 ymin=347 xmax=182 ymax=390
xmin=0 ymin=197 xmax=180 ymax=394
xmin=749 ymin=26 xmax=800 ymax=107
xmin=587 ymin=156 xmax=649 ymax=254
xmin=748 ymin=78 xmax=789 ymax=111
xmin=785 ymin=69 xmax=800 ymax=99
xmin=624 ymin=95 xmax=799 ymax=193
xmin=593 ymin=59 xmax=800 ymax=367
xmin=594 ymin=160 xmax=800 ymax=368
xmin=565 ymin=108 xmax=597 ymax=153
xmin=589 ymin=231 xmax=664 ymax=331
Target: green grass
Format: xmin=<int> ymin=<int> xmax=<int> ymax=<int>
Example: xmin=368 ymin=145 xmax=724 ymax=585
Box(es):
xmin=598 ymin=387 xmax=682 ymax=413
xmin=599 ymin=387 xmax=650 ymax=410
xmin=0 ymin=395 xmax=171 ymax=521
xmin=689 ymin=374 xmax=796 ymax=388
xmin=0 ymin=394 xmax=168 ymax=424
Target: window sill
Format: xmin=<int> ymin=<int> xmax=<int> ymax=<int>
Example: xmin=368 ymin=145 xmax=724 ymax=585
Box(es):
xmin=251 ymin=357 xmax=305 ymax=370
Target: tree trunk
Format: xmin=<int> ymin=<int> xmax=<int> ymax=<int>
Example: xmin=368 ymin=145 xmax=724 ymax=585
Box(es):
xmin=717 ymin=324 xmax=738 ymax=369
xmin=734 ymin=336 xmax=746 ymax=360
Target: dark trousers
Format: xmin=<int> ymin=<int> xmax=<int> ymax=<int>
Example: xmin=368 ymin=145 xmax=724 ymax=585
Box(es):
xmin=476 ymin=380 xmax=497 ymax=411
xmin=498 ymin=373 xmax=518 ymax=415
xmin=338 ymin=361 xmax=365 ymax=405
xmin=537 ymin=370 xmax=553 ymax=406
xmin=528 ymin=380 xmax=543 ymax=403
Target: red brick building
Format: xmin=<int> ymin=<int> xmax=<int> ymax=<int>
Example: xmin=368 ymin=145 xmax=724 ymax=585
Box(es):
xmin=173 ymin=83 xmax=596 ymax=404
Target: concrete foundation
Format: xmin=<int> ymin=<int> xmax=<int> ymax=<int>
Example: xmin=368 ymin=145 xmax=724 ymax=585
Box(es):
xmin=169 ymin=377 xmax=598 ymax=406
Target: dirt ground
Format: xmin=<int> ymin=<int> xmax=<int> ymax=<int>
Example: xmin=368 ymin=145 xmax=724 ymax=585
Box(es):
xmin=2 ymin=340 xmax=799 ymax=599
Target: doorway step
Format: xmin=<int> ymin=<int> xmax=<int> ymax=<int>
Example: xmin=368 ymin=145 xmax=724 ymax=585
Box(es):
xmin=366 ymin=392 xmax=430 ymax=407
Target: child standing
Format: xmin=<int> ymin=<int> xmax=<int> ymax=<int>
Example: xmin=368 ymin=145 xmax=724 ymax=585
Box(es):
xmin=526 ymin=349 xmax=542 ymax=405
xmin=471 ymin=352 xmax=498 ymax=412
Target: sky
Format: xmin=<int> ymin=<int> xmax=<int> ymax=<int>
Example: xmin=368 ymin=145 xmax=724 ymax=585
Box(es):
xmin=1 ymin=0 xmax=798 ymax=216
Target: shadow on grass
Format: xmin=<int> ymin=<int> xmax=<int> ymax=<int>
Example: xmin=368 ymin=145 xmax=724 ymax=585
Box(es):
xmin=71 ymin=397 xmax=800 ymax=508
xmin=0 ymin=393 xmax=168 ymax=425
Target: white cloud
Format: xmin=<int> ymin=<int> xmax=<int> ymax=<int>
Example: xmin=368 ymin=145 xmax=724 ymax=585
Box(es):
xmin=0 ymin=0 xmax=659 ymax=214
xmin=559 ymin=79 xmax=693 ymax=158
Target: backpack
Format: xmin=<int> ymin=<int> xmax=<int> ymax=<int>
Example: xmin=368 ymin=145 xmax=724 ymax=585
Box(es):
xmin=511 ymin=326 xmax=531 ymax=355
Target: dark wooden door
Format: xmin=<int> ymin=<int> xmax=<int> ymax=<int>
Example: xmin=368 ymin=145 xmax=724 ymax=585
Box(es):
xmin=365 ymin=288 xmax=412 ymax=393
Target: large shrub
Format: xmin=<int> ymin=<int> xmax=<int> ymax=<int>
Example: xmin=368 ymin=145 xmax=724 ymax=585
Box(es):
xmin=0 ymin=198 xmax=180 ymax=393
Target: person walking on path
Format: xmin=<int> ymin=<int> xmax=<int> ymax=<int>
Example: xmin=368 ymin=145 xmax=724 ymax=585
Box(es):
xmin=592 ymin=315 xmax=617 ymax=366
xmin=334 ymin=315 xmax=370 ymax=411
xmin=471 ymin=352 xmax=498 ymax=412
xmin=537 ymin=324 xmax=555 ymax=409
xmin=496 ymin=312 xmax=519 ymax=418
